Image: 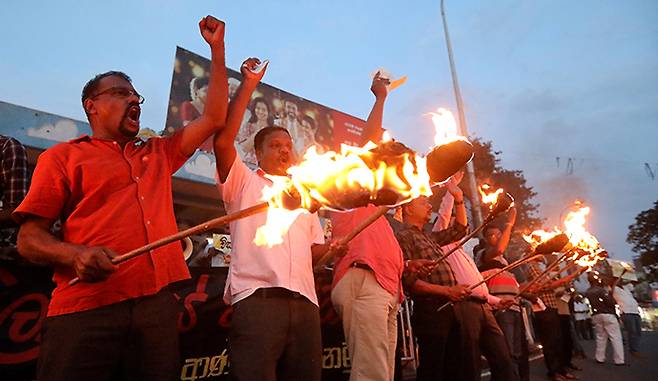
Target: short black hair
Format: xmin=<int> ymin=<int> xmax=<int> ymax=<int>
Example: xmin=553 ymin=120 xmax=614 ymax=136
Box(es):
xmin=81 ymin=71 xmax=132 ymax=109
xmin=253 ymin=126 xmax=290 ymax=152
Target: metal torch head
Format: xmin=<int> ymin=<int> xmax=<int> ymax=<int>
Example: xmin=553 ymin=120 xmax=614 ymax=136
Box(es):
xmin=425 ymin=140 xmax=474 ymax=184
xmin=533 ymin=233 xmax=570 ymax=255
xmin=489 ymin=192 xmax=515 ymax=217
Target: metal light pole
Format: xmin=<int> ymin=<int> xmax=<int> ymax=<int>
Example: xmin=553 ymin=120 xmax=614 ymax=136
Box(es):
xmin=440 ymin=0 xmax=484 ymax=227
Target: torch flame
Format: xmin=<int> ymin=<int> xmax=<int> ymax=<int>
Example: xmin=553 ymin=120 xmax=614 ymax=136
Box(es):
xmin=524 ymin=202 xmax=606 ymax=269
xmin=254 ymin=106 xmax=472 ymax=247
xmin=253 ymin=175 xmax=307 ymax=247
xmin=429 ymin=108 xmax=466 ymax=147
xmin=479 ymin=184 xmax=504 ymax=209
xmin=254 ymin=142 xmax=433 ymax=247
xmin=382 ymin=130 xmax=392 ymax=142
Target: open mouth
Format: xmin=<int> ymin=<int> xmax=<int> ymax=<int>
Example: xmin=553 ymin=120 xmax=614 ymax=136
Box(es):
xmin=126 ymin=105 xmax=141 ymax=126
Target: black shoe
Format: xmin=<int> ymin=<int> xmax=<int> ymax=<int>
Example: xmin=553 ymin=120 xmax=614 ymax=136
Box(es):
xmin=568 ymin=364 xmax=583 ymax=371
xmin=595 ymin=360 xmax=605 ymax=364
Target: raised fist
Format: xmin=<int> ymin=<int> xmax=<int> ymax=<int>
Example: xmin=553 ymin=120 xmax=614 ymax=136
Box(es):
xmin=371 ymin=71 xmax=390 ymax=100
xmin=199 ymin=15 xmax=225 ymax=49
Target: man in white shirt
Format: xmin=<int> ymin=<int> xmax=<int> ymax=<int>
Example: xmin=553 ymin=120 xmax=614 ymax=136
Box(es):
xmin=613 ymin=281 xmax=643 ymax=357
xmin=435 ymin=177 xmax=516 ymax=381
xmin=213 ymin=58 xmax=341 ymax=381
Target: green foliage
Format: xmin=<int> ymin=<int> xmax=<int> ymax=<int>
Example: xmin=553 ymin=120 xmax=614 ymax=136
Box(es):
xmin=627 ymin=200 xmax=658 ymax=282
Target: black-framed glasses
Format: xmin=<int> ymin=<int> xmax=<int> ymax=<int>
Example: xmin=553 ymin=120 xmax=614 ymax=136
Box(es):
xmin=89 ymin=86 xmax=145 ymax=104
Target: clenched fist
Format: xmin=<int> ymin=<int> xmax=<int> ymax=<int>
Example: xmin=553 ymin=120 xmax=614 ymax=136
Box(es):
xmin=73 ymin=246 xmax=119 ymax=282
xmin=199 ymin=15 xmax=225 ymax=49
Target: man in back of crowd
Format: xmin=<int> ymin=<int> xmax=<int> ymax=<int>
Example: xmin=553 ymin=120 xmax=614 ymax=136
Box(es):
xmin=585 ymin=272 xmax=625 ymax=366
xmin=0 ymin=134 xmax=29 ymax=261
xmin=612 ymin=277 xmax=643 ymax=358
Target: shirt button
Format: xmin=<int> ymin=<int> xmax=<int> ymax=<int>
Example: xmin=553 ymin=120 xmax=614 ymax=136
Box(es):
xmin=146 ymin=220 xmax=151 ymax=225
xmin=135 ymin=176 xmax=140 ymax=181
xmin=140 ymin=196 xmax=145 ymax=200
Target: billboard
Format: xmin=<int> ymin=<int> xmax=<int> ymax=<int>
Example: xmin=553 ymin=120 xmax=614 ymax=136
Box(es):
xmin=164 ymin=47 xmax=368 ymax=168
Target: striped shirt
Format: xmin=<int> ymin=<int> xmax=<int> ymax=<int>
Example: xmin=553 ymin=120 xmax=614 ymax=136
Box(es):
xmin=396 ymin=222 xmax=466 ymax=290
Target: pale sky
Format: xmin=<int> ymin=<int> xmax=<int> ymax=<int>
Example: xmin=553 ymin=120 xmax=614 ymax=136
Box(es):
xmin=1 ymin=0 xmax=656 ymax=262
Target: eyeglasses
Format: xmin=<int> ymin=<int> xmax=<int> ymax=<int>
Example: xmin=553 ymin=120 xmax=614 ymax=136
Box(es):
xmin=89 ymin=86 xmax=145 ymax=104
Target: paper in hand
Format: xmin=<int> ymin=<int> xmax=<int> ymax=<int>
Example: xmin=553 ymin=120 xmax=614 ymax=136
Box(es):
xmin=370 ymin=68 xmax=407 ymax=91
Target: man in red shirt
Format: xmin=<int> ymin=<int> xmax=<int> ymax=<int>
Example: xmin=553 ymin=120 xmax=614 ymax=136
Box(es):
xmin=13 ymin=16 xmax=228 ymax=381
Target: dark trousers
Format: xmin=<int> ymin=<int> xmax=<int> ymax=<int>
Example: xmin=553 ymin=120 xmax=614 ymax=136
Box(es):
xmin=575 ymin=319 xmax=592 ymax=340
xmin=414 ymin=306 xmax=461 ymax=381
xmin=559 ymin=314 xmax=574 ymax=366
xmin=495 ymin=309 xmax=529 ymax=381
xmin=534 ymin=308 xmax=566 ymax=377
xmin=37 ymin=290 xmax=180 ymax=381
xmin=454 ymin=301 xmax=517 ymax=381
xmin=229 ymin=288 xmax=322 ymax=381
xmin=621 ymin=313 xmax=642 ymax=353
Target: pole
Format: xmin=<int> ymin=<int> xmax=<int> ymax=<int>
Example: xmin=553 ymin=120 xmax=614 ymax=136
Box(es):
xmin=440 ymin=0 xmax=483 ymax=227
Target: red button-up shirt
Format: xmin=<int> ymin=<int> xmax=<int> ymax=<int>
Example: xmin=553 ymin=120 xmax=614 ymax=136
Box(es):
xmin=14 ymin=133 xmax=191 ymax=316
xmin=331 ymin=205 xmax=404 ymax=299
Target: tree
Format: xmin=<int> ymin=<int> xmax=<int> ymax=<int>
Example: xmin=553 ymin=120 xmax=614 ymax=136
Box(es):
xmin=627 ymin=200 xmax=658 ymax=282
xmin=461 ymin=136 xmax=543 ymax=258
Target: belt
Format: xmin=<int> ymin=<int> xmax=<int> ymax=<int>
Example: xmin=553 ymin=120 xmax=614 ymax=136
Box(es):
xmin=251 ymin=287 xmax=304 ymax=299
xmin=350 ymin=262 xmax=372 ymax=271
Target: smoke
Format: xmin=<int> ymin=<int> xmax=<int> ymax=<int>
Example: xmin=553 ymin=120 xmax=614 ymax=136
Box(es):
xmin=535 ymin=174 xmax=590 ymax=227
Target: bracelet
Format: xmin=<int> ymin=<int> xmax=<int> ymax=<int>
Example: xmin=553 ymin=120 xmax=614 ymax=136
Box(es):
xmin=454 ymin=200 xmax=464 ymax=205
xmin=404 ymin=259 xmax=410 ymax=269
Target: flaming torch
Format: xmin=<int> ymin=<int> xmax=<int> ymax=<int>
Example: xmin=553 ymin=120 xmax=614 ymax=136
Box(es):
xmin=516 ymin=202 xmax=606 ymax=295
xmin=70 ymin=109 xmax=475 ymax=285
xmin=436 ymin=233 xmax=570 ymax=313
xmin=428 ymin=184 xmax=514 ymax=270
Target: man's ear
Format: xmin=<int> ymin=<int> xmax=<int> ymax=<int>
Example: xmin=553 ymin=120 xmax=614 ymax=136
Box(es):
xmin=83 ymin=98 xmax=96 ymax=115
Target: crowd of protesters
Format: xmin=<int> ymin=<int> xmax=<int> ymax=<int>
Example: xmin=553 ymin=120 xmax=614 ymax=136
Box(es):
xmin=3 ymin=15 xmax=648 ymax=381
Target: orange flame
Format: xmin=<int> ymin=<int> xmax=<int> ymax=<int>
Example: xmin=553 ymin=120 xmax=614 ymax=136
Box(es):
xmin=524 ymin=202 xmax=605 ymax=268
xmin=523 ymin=228 xmax=563 ymax=250
xmin=255 ymin=106 xmax=471 ymax=247
xmin=429 ymin=108 xmax=466 ymax=147
xmin=478 ymin=184 xmax=504 ymax=209
xmin=253 ymin=175 xmax=307 ymax=247
xmin=382 ymin=130 xmax=392 ymax=142
xmin=254 ymin=143 xmax=433 ymax=247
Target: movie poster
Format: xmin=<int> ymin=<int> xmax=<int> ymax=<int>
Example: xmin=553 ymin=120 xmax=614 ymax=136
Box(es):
xmin=164 ymin=47 xmax=367 ymax=167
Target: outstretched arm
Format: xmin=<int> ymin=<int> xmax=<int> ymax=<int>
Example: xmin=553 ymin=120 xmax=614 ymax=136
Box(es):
xmin=361 ymin=72 xmax=390 ymax=143
xmin=214 ymin=58 xmax=267 ymax=182
xmin=178 ymin=16 xmax=229 ymax=156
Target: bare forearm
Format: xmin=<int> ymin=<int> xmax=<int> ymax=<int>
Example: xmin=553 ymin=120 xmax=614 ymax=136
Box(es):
xmin=214 ymin=80 xmax=258 ymax=181
xmin=17 ymin=221 xmax=82 ymax=268
xmin=363 ymin=97 xmax=386 ymax=143
xmin=497 ymin=224 xmax=513 ymax=254
xmin=454 ymin=199 xmax=467 ymax=227
xmin=225 ymin=80 xmax=258 ymax=142
xmin=203 ymin=47 xmax=229 ymax=124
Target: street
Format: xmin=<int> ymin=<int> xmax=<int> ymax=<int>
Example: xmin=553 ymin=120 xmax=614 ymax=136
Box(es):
xmin=525 ymin=331 xmax=658 ymax=381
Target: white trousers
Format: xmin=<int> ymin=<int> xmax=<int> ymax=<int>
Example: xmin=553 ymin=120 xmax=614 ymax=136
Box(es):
xmin=592 ymin=313 xmax=624 ymax=364
xmin=331 ymin=267 xmax=400 ymax=381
